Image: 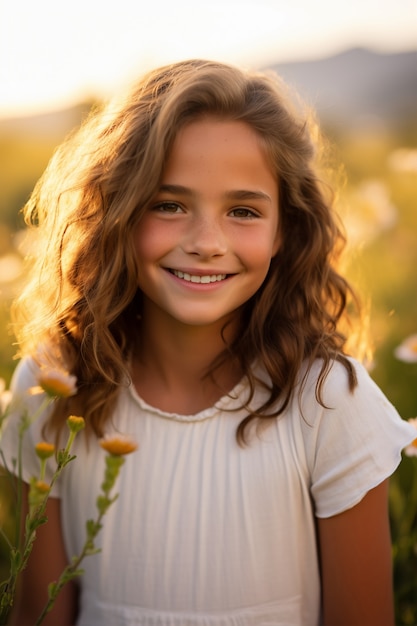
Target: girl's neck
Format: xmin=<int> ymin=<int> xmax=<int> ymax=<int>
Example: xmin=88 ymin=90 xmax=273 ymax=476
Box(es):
xmin=130 ymin=310 xmax=242 ymax=415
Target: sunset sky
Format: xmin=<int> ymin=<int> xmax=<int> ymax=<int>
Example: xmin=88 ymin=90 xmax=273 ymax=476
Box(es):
xmin=1 ymin=0 xmax=416 ymax=117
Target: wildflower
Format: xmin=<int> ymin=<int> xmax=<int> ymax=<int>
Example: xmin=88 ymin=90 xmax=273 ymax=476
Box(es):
xmin=394 ymin=334 xmax=417 ymax=364
xmin=28 ymin=478 xmax=51 ymax=510
xmin=58 ymin=416 xmax=85 ymax=467
xmin=97 ymin=436 xmax=137 ymax=512
xmin=67 ymin=415 xmax=85 ymax=433
xmin=35 ymin=442 xmax=56 ymax=481
xmin=32 ymin=480 xmax=51 ymax=494
xmin=30 ymin=368 xmax=78 ymax=398
xmin=36 ymin=433 xmax=135 ymax=623
xmin=99 ymin=435 xmax=138 ymax=456
xmin=35 ymin=442 xmax=55 ymax=460
xmin=404 ymin=418 xmax=417 ymax=457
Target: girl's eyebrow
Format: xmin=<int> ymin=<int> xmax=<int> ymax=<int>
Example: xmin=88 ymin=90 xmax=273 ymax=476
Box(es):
xmin=224 ymin=189 xmax=273 ymax=203
xmin=158 ymin=184 xmax=273 ymax=204
xmin=159 ymin=184 xmax=192 ymax=196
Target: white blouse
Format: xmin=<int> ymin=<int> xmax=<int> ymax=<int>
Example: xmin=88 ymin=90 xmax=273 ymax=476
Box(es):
xmin=1 ymin=357 xmax=415 ymax=626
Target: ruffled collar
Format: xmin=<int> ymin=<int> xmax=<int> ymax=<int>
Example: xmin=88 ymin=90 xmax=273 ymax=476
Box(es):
xmin=127 ymin=375 xmax=250 ymax=423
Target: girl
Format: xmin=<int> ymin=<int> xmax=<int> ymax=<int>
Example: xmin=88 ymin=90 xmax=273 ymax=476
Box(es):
xmin=1 ymin=59 xmax=416 ymax=626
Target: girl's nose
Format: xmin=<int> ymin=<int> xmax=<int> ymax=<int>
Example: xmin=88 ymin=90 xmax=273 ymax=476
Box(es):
xmin=182 ymin=215 xmax=228 ymax=258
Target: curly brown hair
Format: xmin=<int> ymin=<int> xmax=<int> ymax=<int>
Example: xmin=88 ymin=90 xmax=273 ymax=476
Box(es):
xmin=11 ymin=59 xmax=366 ymax=443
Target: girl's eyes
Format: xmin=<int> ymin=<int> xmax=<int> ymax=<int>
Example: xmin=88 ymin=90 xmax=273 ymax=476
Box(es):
xmin=229 ymin=207 xmax=259 ymax=219
xmin=151 ymin=202 xmax=259 ymax=218
xmin=152 ymin=202 xmax=183 ymax=214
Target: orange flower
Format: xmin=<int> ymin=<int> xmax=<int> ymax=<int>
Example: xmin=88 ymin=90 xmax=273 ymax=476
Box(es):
xmin=99 ymin=435 xmax=138 ymax=456
xmin=30 ymin=368 xmax=78 ymax=398
xmin=33 ymin=480 xmax=51 ymax=494
xmin=67 ymin=415 xmax=85 ymax=433
xmin=35 ymin=441 xmax=55 ymax=460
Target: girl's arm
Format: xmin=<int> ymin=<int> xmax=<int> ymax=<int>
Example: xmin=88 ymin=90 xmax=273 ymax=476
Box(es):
xmin=8 ymin=484 xmax=79 ymax=626
xmin=317 ymin=479 xmax=394 ymax=626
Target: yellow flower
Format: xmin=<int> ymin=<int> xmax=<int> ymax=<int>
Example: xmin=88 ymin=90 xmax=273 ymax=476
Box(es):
xmin=394 ymin=334 xmax=417 ymax=364
xmin=67 ymin=415 xmax=85 ymax=433
xmin=33 ymin=480 xmax=51 ymax=494
xmin=99 ymin=435 xmax=138 ymax=456
xmin=30 ymin=368 xmax=78 ymax=398
xmin=35 ymin=441 xmax=55 ymax=460
xmin=28 ymin=478 xmax=51 ymax=510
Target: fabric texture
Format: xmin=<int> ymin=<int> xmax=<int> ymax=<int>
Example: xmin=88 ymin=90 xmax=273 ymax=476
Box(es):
xmin=1 ymin=357 xmax=415 ymax=626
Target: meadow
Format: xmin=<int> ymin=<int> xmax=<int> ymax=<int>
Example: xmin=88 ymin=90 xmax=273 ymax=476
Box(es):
xmin=0 ymin=106 xmax=416 ymax=624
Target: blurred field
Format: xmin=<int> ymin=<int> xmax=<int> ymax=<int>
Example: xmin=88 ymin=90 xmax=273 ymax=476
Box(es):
xmin=0 ymin=101 xmax=416 ymax=623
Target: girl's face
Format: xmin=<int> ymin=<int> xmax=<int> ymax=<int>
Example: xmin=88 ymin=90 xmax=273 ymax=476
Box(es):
xmin=133 ymin=117 xmax=280 ymax=331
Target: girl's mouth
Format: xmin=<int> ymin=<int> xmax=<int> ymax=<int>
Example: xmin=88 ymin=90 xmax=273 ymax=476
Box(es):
xmin=169 ymin=269 xmax=228 ymax=284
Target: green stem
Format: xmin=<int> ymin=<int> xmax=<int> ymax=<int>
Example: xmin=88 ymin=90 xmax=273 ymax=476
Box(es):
xmin=13 ymin=396 xmax=53 ymax=545
xmin=34 ymin=508 xmax=106 ymax=626
xmin=39 ymin=459 xmax=46 ymax=482
xmin=35 ymin=454 xmax=125 ymax=625
xmin=0 ymin=401 xmax=75 ymax=619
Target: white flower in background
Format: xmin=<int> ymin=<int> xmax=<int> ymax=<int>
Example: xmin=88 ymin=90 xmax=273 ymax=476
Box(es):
xmin=394 ymin=334 xmax=417 ymax=364
xmin=388 ymin=148 xmax=417 ymax=173
xmin=30 ymin=367 xmax=78 ymax=398
xmin=0 ymin=254 xmax=23 ymax=284
xmin=404 ymin=418 xmax=417 ymax=457
xmin=342 ymin=179 xmax=398 ymax=247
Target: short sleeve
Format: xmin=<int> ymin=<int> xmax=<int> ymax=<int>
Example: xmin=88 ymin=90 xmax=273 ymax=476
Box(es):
xmin=0 ymin=358 xmax=60 ymax=497
xmin=300 ymin=358 xmax=417 ymax=518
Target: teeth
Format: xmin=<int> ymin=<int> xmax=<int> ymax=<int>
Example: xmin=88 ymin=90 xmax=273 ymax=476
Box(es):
xmin=172 ymin=270 xmax=227 ymax=283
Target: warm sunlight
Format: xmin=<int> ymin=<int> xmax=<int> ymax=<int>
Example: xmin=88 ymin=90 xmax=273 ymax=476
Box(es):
xmin=0 ymin=3 xmax=417 ymax=623
xmin=1 ymin=0 xmax=416 ymax=117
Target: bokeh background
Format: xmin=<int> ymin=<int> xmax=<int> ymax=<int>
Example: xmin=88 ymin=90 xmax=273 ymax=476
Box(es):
xmin=0 ymin=0 xmax=416 ymax=623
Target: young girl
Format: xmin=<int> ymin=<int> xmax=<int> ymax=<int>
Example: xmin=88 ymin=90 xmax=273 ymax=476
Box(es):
xmin=1 ymin=59 xmax=416 ymax=626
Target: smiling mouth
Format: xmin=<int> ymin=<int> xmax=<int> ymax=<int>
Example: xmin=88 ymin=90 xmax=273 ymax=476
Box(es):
xmin=169 ymin=269 xmax=228 ymax=284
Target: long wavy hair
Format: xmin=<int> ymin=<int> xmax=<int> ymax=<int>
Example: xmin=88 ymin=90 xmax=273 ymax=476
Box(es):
xmin=12 ymin=59 xmax=366 ymax=443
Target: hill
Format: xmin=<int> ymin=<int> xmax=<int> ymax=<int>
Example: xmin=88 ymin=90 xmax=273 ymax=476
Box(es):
xmin=267 ymin=47 xmax=417 ymax=129
xmin=0 ymin=47 xmax=416 ymax=137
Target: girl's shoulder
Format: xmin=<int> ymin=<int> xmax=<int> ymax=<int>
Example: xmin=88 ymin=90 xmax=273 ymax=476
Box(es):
xmin=295 ymin=357 xmax=416 ymax=517
xmin=298 ymin=356 xmax=384 ymax=407
xmin=9 ymin=355 xmax=40 ymax=394
xmin=2 ymin=356 xmax=47 ymax=422
xmin=1 ymin=356 xmax=59 ymax=491
xmin=293 ymin=355 xmax=416 ymax=466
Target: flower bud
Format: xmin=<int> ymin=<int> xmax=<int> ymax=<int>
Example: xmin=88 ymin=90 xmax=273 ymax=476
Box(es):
xmin=99 ymin=435 xmax=138 ymax=456
xmin=35 ymin=441 xmax=55 ymax=460
xmin=67 ymin=415 xmax=86 ymax=433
